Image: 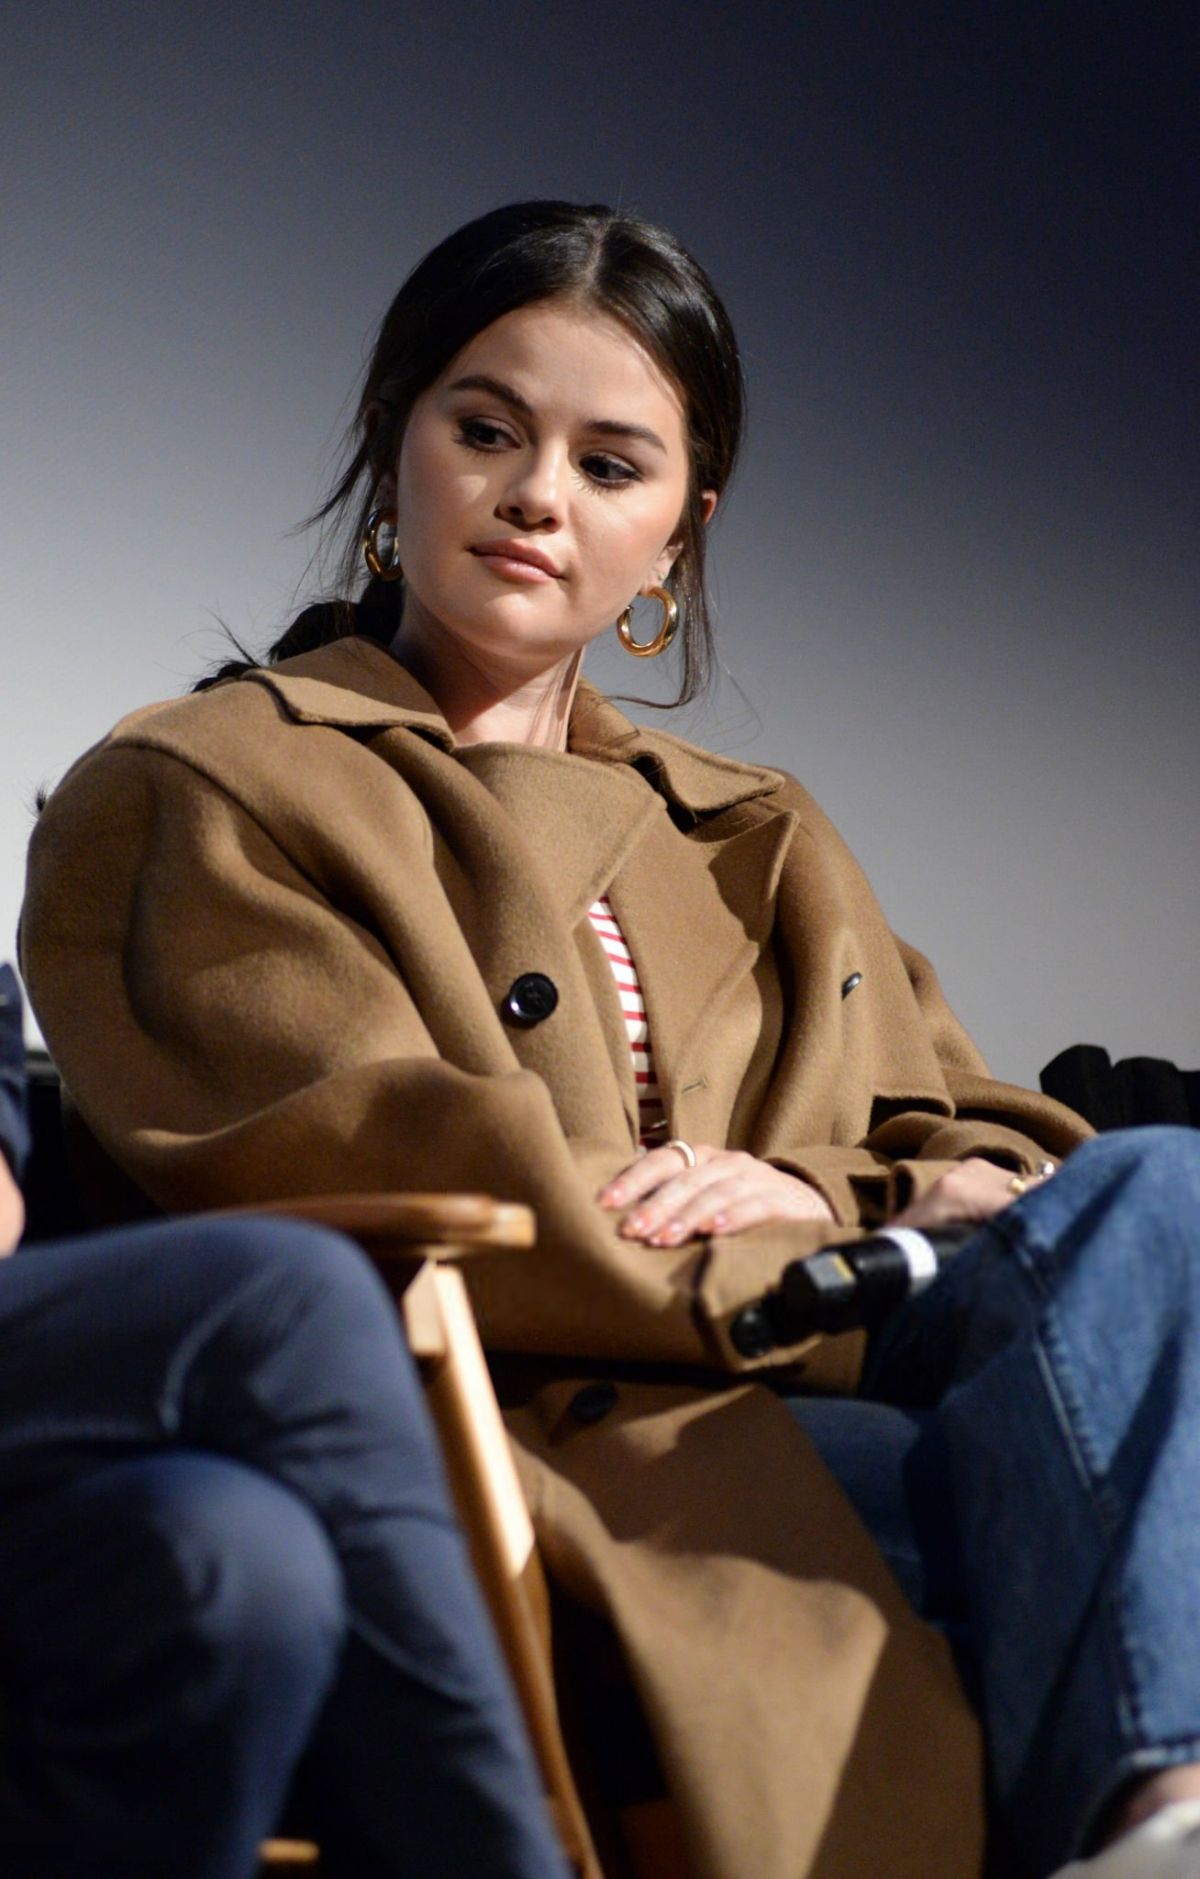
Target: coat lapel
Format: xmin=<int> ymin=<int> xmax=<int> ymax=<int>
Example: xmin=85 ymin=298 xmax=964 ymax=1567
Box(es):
xmin=563 ymin=683 xmax=796 ymax=1121
xmin=609 ymin=801 xmax=798 ymax=1120
xmin=452 ymin=745 xmax=661 ymax=1140
xmin=452 ymin=745 xmax=658 ymax=928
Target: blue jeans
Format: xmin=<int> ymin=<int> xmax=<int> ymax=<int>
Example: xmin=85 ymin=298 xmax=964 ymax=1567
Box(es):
xmin=0 ymin=1217 xmax=569 ymax=1879
xmin=789 ymin=1127 xmax=1200 ymax=1878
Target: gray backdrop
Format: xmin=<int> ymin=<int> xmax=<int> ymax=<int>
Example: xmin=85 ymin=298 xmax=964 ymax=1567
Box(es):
xmin=3 ymin=1 xmax=1195 ymax=1084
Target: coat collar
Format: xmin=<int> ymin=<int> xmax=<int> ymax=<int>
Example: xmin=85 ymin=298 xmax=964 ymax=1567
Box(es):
xmin=564 ymin=680 xmax=785 ymax=820
xmin=244 ymin=636 xmax=456 ymax=746
xmin=245 ymin=636 xmax=785 ymax=820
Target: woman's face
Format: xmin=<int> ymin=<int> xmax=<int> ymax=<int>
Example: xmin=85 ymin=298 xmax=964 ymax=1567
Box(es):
xmin=385 ymin=298 xmax=704 ymax=678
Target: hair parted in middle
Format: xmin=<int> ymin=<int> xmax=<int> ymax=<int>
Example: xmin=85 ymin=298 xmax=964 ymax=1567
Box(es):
xmin=212 ymin=200 xmax=746 ymax=706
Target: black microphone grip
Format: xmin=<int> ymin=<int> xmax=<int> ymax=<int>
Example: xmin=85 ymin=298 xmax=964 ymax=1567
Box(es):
xmin=765 ymin=1224 xmax=976 ymax=1344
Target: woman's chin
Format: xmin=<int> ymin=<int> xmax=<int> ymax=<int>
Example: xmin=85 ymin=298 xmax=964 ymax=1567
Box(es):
xmin=413 ymin=605 xmax=598 ymax=679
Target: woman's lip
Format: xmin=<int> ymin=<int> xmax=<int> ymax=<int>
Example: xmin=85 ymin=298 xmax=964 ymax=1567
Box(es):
xmin=470 ymin=543 xmax=562 ymax=580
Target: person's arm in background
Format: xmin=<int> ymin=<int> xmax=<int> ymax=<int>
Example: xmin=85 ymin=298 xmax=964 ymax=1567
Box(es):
xmin=0 ymin=965 xmax=29 ymax=1254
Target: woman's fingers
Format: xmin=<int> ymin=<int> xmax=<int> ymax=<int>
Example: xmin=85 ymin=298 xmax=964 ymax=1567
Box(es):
xmin=602 ymin=1149 xmax=834 ymax=1244
xmin=701 ymin=1180 xmax=835 ymax=1235
xmin=620 ymin=1169 xmax=745 ymax=1244
xmin=597 ymin=1142 xmax=714 ymax=1211
xmin=891 ymin=1156 xmax=1054 ymax=1230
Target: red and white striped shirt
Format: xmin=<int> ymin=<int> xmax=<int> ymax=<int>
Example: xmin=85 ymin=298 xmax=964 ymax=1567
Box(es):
xmin=587 ymin=896 xmax=665 ymax=1145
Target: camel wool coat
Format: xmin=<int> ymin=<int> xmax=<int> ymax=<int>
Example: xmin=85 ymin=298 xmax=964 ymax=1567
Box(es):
xmin=22 ymin=636 xmax=1091 ymax=1878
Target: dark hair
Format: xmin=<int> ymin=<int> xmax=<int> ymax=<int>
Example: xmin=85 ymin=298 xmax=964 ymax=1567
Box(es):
xmin=203 ymin=200 xmax=744 ymax=704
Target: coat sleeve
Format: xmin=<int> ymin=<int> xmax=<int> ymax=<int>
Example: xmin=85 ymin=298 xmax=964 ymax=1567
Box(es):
xmin=22 ymin=743 xmax=597 ymax=1206
xmin=20 ymin=743 xmax=719 ymax=1363
xmin=746 ymin=779 xmax=1092 ymax=1228
xmin=766 ymin=935 xmax=1091 ymax=1227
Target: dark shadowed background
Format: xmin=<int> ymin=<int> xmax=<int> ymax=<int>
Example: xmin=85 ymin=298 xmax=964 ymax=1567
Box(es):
xmin=2 ymin=0 xmax=1195 ymax=1081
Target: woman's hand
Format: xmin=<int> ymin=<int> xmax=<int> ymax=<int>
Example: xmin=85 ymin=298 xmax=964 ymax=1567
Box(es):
xmin=890 ymin=1156 xmax=1049 ymax=1231
xmin=598 ymin=1144 xmax=835 ymax=1246
xmin=0 ymin=1157 xmax=24 ymax=1257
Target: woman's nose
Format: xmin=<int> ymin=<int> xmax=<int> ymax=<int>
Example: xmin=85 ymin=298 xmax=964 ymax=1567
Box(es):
xmin=496 ymin=447 xmax=564 ymax=529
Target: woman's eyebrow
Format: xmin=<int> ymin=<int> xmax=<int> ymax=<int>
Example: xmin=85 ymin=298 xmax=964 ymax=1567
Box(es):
xmin=587 ymin=418 xmax=667 ymax=454
xmin=446 ymin=374 xmax=666 ymax=453
xmin=447 ymin=373 xmax=534 ymax=416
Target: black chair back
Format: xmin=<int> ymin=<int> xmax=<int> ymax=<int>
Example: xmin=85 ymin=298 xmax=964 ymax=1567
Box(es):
xmin=1040 ymin=1046 xmax=1200 ymax=1133
xmin=22 ymin=1050 xmax=86 ymax=1243
xmin=23 ymin=1050 xmax=158 ymax=1243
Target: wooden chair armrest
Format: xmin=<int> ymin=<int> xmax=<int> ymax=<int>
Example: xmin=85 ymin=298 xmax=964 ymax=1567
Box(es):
xmin=259 ymin=1840 xmax=320 ymax=1869
xmin=219 ymin=1191 xmax=536 ymax=1251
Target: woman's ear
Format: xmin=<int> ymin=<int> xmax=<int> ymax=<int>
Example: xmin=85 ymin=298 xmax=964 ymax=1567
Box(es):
xmin=651 ymin=488 xmax=719 ymax=586
xmin=372 ymin=467 xmax=398 ymax=510
xmin=362 ymin=403 xmax=397 ymax=509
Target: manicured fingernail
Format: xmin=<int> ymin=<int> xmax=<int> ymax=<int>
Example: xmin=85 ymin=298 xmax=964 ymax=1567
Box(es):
xmin=710 ymin=1213 xmax=728 ymax=1233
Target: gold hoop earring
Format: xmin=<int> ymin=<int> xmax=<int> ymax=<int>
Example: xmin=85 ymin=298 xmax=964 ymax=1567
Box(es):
xmin=362 ymin=508 xmax=404 ymax=582
xmin=616 ymin=586 xmax=679 ymax=658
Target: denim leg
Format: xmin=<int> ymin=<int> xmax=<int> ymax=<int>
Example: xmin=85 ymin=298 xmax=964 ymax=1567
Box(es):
xmin=780 ymin=1396 xmax=970 ymax=1661
xmin=0 ymin=1218 xmax=569 ymax=1879
xmin=866 ymin=1127 xmax=1200 ymax=1879
xmin=0 ymin=1451 xmax=343 ymax=1879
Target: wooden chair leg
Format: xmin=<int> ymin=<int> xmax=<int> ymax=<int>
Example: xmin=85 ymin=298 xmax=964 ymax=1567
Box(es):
xmin=398 ymin=1258 xmax=602 ymax=1878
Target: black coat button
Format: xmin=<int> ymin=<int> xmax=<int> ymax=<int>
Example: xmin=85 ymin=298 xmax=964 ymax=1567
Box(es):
xmin=841 ymin=972 xmax=863 ymax=998
xmin=729 ymin=1303 xmax=775 ymax=1359
xmin=504 ymin=972 xmax=559 ymax=1025
xmin=568 ymin=1382 xmax=618 ymax=1427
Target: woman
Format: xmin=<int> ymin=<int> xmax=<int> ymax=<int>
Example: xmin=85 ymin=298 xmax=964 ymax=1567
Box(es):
xmin=21 ymin=201 xmax=1200 ymax=1878
xmin=0 ymin=964 xmax=571 ymax=1879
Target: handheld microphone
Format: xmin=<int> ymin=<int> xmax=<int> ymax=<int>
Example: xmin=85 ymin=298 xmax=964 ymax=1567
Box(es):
xmin=730 ymin=1224 xmax=975 ymax=1357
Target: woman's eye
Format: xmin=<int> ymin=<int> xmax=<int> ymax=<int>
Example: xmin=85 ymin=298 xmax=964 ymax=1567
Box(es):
xmin=580 ymin=453 xmax=639 ymax=487
xmin=457 ymin=417 xmax=512 ymax=451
